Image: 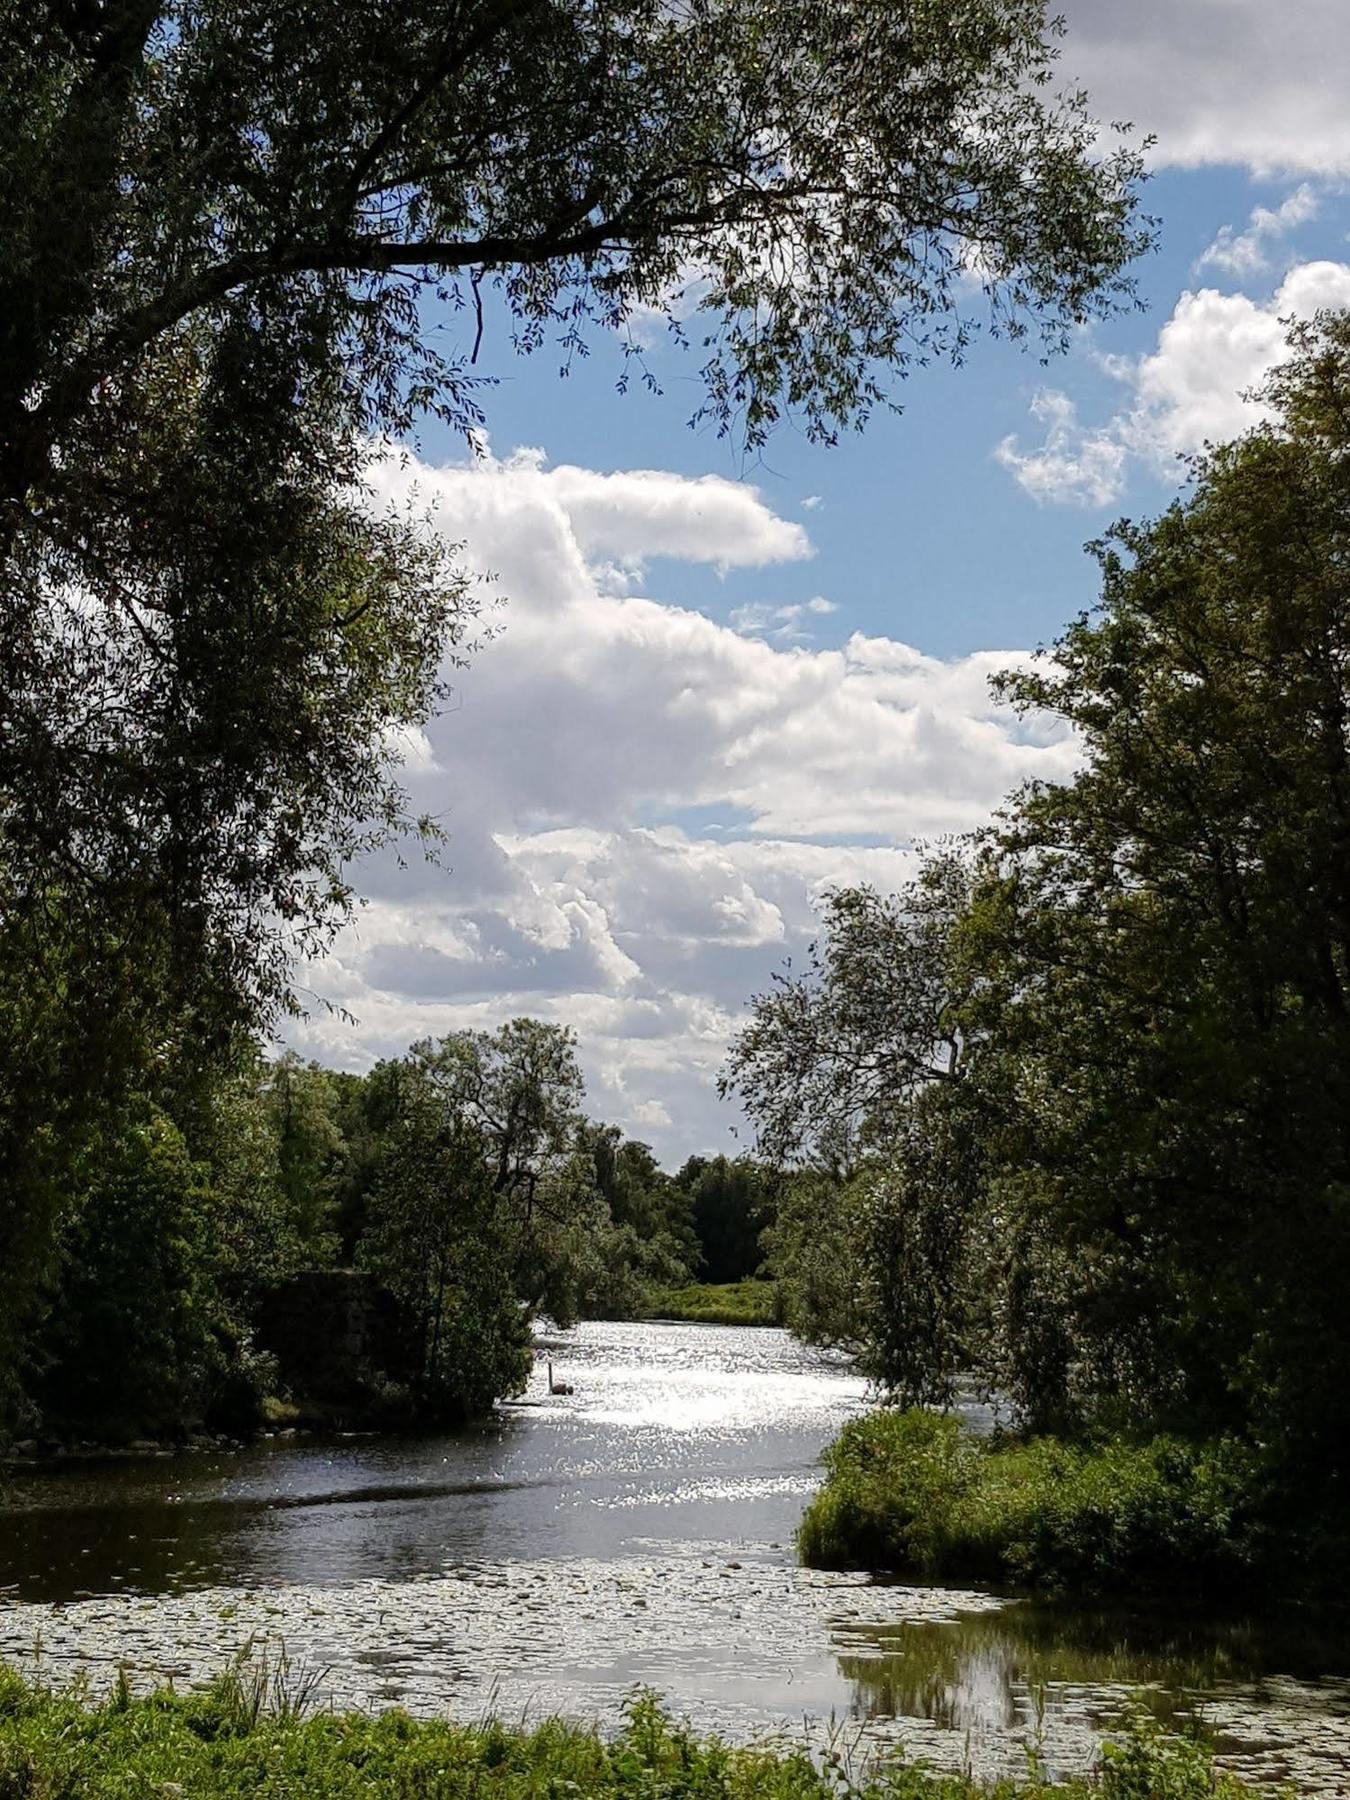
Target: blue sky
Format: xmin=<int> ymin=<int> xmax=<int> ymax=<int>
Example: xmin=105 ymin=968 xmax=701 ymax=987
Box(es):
xmin=420 ymin=160 xmax=1337 ymax=661
xmin=290 ymin=0 xmax=1350 ymax=1158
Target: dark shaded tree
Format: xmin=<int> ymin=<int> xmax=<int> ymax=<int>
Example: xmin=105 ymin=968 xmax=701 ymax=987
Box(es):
xmin=676 ymin=1154 xmax=773 ymax=1284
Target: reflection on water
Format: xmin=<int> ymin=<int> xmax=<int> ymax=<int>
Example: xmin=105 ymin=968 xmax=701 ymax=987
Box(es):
xmin=0 ymin=1324 xmax=869 ymax=1600
xmin=837 ymin=1604 xmax=1350 ymax=1786
xmin=2 ymin=1322 xmax=1349 ymax=1791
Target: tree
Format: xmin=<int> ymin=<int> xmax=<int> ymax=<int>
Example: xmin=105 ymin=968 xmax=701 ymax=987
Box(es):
xmin=586 ymin=1125 xmax=700 ymax=1307
xmin=723 ymin=853 xmax=976 ymax=1169
xmin=30 ymin=1105 xmax=223 ymax=1439
xmin=752 ymin=315 xmax=1350 ymax=1475
xmin=357 ymin=1072 xmax=530 ymax=1420
xmin=675 ymin=1154 xmax=774 ymax=1284
xmin=764 ymin=1168 xmax=872 ymax=1353
xmin=728 ymin=854 xmax=987 ymax=1400
xmin=965 ymin=315 xmax=1350 ymax=1460
xmin=0 ymin=0 xmax=1153 ymax=1030
xmin=359 ymin=1022 xmax=610 ymax=1329
xmin=5 ymin=0 xmax=1150 ymax=492
xmin=427 ymin=1021 xmax=589 ymax=1212
xmin=261 ymin=1054 xmax=346 ymax=1264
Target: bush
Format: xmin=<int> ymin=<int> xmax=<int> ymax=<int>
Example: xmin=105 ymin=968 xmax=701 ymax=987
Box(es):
xmin=0 ymin=1667 xmax=1253 ymax=1800
xmin=645 ymin=1280 xmax=779 ymax=1326
xmin=798 ymin=1410 xmax=1263 ymax=1594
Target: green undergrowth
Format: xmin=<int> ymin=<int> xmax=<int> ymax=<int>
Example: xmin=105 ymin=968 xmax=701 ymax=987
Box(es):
xmin=644 ymin=1280 xmax=779 ymax=1326
xmin=0 ymin=1665 xmax=1251 ymax=1800
xmin=799 ymin=1411 xmax=1264 ymax=1596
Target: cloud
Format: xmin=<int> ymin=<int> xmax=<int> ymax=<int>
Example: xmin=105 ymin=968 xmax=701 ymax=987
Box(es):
xmin=1060 ymin=0 xmax=1350 ymax=175
xmin=289 ymin=447 xmax=1074 ymax=1157
xmin=994 ymin=390 xmax=1128 ymax=507
xmin=394 ymin=445 xmax=812 ymax=576
xmin=543 ymin=459 xmax=811 ymax=571
xmin=729 ymin=596 xmax=838 ymax=641
xmin=1196 ymin=185 xmax=1320 ymax=278
xmin=997 ymin=259 xmax=1350 ymax=507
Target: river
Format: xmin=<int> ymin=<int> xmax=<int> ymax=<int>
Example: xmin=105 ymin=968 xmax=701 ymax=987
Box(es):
xmin=1 ymin=1321 xmax=1348 ymax=1789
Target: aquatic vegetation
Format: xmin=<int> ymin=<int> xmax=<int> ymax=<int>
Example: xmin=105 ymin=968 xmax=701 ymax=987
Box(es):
xmin=0 ymin=1668 xmax=1253 ymax=1800
xmin=798 ymin=1412 xmax=1262 ymax=1594
xmin=644 ymin=1281 xmax=780 ymax=1327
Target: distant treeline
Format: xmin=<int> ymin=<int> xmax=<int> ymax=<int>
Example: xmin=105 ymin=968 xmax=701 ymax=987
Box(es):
xmin=3 ymin=1022 xmax=775 ymax=1446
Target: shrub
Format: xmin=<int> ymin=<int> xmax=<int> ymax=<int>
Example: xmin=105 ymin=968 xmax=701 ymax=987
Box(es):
xmin=798 ymin=1410 xmax=1263 ymax=1594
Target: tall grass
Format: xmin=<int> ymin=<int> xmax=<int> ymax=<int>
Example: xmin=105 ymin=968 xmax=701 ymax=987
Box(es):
xmin=0 ymin=1667 xmax=1251 ymax=1800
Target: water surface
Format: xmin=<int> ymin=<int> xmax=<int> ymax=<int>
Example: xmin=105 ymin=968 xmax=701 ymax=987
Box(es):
xmin=2 ymin=1322 xmax=1348 ymax=1789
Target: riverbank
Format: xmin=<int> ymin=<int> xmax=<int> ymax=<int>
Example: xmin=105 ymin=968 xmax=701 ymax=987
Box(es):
xmin=798 ymin=1410 xmax=1266 ymax=1597
xmin=642 ymin=1279 xmax=778 ymax=1325
xmin=0 ymin=1667 xmax=1250 ymax=1800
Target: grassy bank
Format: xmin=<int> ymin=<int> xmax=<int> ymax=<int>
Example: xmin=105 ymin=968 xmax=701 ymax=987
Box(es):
xmin=644 ymin=1279 xmax=779 ymax=1326
xmin=0 ymin=1666 xmax=1250 ymax=1800
xmin=799 ymin=1411 xmax=1263 ymax=1596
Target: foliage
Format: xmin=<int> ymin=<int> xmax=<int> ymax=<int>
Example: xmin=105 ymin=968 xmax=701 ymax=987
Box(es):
xmin=728 ymin=857 xmax=987 ymax=1405
xmin=675 ymin=1155 xmax=775 ymax=1285
xmin=261 ymin=1055 xmax=348 ymax=1266
xmin=354 ymin=1072 xmax=531 ymax=1421
xmin=734 ymin=319 xmax=1350 ymax=1527
xmin=764 ymin=1171 xmax=872 ymax=1354
xmin=966 ymin=312 xmax=1350 ymax=1462
xmin=644 ymin=1280 xmax=779 ymax=1327
xmin=723 ymin=860 xmax=975 ymax=1172
xmin=594 ymin=1129 xmax=701 ymax=1282
xmin=4 ymin=0 xmax=1151 ymax=483
xmin=5 ymin=1016 xmax=709 ymax=1441
xmin=28 ymin=1105 xmax=225 ymax=1439
xmin=0 ymin=1668 xmax=1253 ymax=1800
xmin=798 ymin=1412 xmax=1263 ymax=1596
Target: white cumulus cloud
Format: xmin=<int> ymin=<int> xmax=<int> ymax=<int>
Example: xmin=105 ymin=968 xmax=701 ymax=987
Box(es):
xmin=729 ymin=596 xmax=838 ymax=641
xmin=289 ymin=447 xmax=1073 ymax=1156
xmin=1196 ymin=184 xmax=1320 ymax=278
xmin=997 ymin=259 xmax=1350 ymax=508
xmin=994 ymin=390 xmax=1128 ymax=507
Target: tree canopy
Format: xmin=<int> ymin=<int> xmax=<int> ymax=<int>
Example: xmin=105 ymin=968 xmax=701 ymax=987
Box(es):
xmin=13 ymin=1015 xmax=728 ymax=1440
xmin=731 ymin=315 xmax=1350 ymax=1496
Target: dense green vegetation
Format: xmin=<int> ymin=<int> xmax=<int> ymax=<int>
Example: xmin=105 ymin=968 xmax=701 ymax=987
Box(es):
xmin=646 ymin=1280 xmax=779 ymax=1328
xmin=728 ymin=318 xmax=1350 ymax=1593
xmin=0 ymin=1667 xmax=1252 ymax=1800
xmin=0 ymin=0 xmax=1146 ymax=1468
xmin=799 ymin=1413 xmax=1262 ymax=1596
xmin=6 ymin=1019 xmax=779 ymax=1444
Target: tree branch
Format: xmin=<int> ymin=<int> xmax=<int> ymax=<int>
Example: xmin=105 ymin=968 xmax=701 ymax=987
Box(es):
xmin=340 ymin=0 xmax=547 ymax=217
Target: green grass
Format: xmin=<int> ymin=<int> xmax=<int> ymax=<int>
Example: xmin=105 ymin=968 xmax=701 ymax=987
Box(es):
xmin=0 ymin=1664 xmax=1251 ymax=1800
xmin=644 ymin=1280 xmax=779 ymax=1326
xmin=798 ymin=1410 xmax=1263 ymax=1596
